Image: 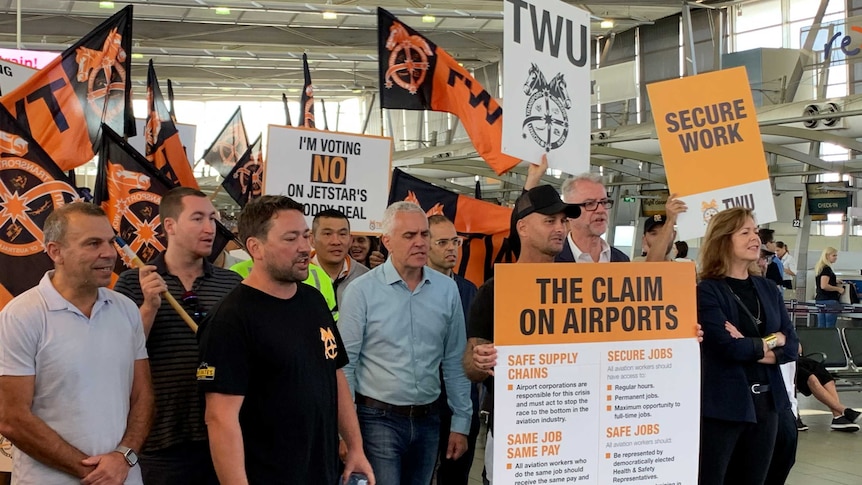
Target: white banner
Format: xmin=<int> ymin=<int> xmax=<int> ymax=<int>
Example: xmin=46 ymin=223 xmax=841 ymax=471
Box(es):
xmin=502 ymin=0 xmax=591 ymax=175
xmin=591 ymin=61 xmax=638 ymax=105
xmin=0 ymin=59 xmax=36 ymax=96
xmin=264 ymin=125 xmax=392 ymax=234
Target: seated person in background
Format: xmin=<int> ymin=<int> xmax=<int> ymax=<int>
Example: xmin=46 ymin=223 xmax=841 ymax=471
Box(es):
xmin=797 ymin=348 xmax=861 ymax=432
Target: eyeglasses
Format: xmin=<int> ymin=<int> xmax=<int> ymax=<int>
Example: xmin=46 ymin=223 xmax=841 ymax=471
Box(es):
xmin=576 ymin=199 xmax=614 ymax=211
xmin=433 ymin=237 xmax=464 ymax=249
xmin=181 ymin=291 xmax=207 ymax=323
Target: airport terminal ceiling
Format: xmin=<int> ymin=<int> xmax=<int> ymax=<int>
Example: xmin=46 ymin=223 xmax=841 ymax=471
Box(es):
xmin=0 ymin=0 xmax=857 ymax=203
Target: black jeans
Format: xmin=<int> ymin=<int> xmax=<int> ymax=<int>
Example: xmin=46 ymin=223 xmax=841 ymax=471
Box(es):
xmin=699 ymin=394 xmax=779 ymax=485
xmin=139 ymin=441 xmax=219 ymax=485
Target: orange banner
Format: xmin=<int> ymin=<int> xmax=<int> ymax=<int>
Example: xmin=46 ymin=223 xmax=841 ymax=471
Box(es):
xmin=494 ymin=262 xmax=698 ymax=346
xmin=646 ymin=67 xmax=767 ymax=196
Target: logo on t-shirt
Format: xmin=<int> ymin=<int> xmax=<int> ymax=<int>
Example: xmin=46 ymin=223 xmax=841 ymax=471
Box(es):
xmin=320 ymin=327 xmax=338 ymax=360
xmin=197 ymin=362 xmax=215 ymax=380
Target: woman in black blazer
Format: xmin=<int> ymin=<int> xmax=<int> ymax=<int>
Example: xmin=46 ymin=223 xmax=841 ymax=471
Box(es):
xmin=696 ymin=207 xmax=798 ymax=485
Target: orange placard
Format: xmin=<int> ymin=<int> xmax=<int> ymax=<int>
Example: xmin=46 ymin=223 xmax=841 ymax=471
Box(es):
xmin=646 ymin=67 xmax=767 ymax=196
xmin=494 ymin=262 xmax=697 ymax=346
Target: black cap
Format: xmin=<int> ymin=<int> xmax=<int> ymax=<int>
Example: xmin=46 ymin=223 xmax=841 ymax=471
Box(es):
xmin=644 ymin=214 xmax=667 ymax=235
xmin=513 ymin=185 xmax=581 ymax=221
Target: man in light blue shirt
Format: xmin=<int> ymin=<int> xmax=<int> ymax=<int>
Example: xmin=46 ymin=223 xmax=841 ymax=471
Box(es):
xmin=340 ymin=201 xmax=471 ymax=485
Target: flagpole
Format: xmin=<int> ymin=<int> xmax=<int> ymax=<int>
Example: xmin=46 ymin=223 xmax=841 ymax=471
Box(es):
xmin=210 ymin=184 xmax=223 ymax=201
xmin=114 ymin=236 xmax=199 ymax=333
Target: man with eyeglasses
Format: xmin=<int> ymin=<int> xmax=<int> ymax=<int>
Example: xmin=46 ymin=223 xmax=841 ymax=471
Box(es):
xmin=427 ymin=215 xmax=480 ymax=485
xmin=114 ymin=187 xmax=242 ymax=484
xmin=555 ymin=173 xmax=629 ymax=263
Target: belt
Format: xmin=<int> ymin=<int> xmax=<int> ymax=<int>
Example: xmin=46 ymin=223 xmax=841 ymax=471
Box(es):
xmin=355 ymin=393 xmax=436 ymax=418
xmin=750 ymin=384 xmax=771 ymax=394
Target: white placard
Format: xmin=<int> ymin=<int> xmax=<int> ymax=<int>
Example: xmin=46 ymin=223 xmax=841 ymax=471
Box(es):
xmin=502 ymin=0 xmax=591 ymax=175
xmin=0 ymin=59 xmax=37 ymax=96
xmin=591 ymin=61 xmax=638 ymax=105
xmin=675 ymin=179 xmax=777 ymax=241
xmin=129 ymin=119 xmax=197 ymax=165
xmin=264 ymin=125 xmax=393 ymax=234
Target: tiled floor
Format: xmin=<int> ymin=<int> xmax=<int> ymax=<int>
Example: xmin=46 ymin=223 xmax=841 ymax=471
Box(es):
xmin=464 ymin=391 xmax=862 ymax=484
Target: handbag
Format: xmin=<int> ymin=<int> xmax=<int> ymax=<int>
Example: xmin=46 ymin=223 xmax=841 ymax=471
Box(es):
xmin=840 ymin=283 xmax=853 ymax=304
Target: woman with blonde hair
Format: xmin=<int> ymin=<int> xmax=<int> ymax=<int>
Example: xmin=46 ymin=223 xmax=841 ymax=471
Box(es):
xmin=814 ymin=246 xmax=844 ymax=328
xmin=696 ymin=207 xmax=798 ymax=485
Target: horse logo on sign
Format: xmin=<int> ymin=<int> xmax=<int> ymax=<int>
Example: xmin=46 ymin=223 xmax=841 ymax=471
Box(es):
xmin=74 ymin=27 xmax=128 ymax=123
xmin=522 ymin=64 xmax=571 ymax=152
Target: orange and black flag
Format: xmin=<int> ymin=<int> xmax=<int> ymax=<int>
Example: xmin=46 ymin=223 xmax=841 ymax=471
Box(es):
xmin=96 ymin=126 xmax=173 ymax=277
xmin=222 ymin=135 xmax=263 ymax=208
xmin=167 ymin=78 xmax=177 ymax=122
xmin=300 ymin=53 xmax=315 ymax=128
xmin=145 ymin=60 xmax=198 ymax=189
xmin=201 ymin=106 xmax=248 ymax=178
xmin=0 ymin=104 xmax=83 ymax=309
xmin=388 ymin=168 xmax=515 ymax=287
xmin=377 ymin=8 xmax=519 ymax=175
xmin=0 ymin=5 xmax=135 ymax=171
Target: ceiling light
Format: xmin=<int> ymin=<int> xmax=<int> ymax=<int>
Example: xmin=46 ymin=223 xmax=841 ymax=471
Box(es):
xmin=214 ymin=7 xmax=231 ymax=15
xmin=422 ymin=14 xmax=436 ymax=23
xmin=131 ymin=53 xmax=144 ymax=59
xmin=99 ymin=1 xmax=115 ymax=8
xmin=600 ymin=20 xmax=614 ymax=29
xmin=322 ymin=11 xmax=337 ymax=20
xmin=352 ymin=88 xmax=362 ymax=93
xmin=218 ymin=56 xmax=232 ymax=61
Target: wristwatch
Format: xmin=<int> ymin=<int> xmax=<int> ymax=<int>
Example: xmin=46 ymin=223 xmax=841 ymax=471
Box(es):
xmin=114 ymin=445 xmax=139 ymax=467
xmin=764 ymin=334 xmax=778 ymax=350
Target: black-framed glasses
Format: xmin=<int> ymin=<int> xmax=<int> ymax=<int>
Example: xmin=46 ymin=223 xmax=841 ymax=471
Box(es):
xmin=576 ymin=199 xmax=614 ymax=211
xmin=181 ymin=290 xmax=207 ymax=323
xmin=433 ymin=237 xmax=464 ymax=249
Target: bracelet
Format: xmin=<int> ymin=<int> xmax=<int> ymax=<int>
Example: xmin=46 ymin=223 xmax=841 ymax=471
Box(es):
xmin=764 ymin=334 xmax=778 ymax=350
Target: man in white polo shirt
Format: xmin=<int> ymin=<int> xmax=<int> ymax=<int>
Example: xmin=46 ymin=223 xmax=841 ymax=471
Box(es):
xmin=0 ymin=203 xmax=153 ymax=485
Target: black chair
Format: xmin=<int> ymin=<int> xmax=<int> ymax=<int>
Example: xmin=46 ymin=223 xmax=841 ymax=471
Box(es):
xmin=796 ymin=327 xmax=851 ymax=372
xmin=841 ymin=328 xmax=862 ymax=370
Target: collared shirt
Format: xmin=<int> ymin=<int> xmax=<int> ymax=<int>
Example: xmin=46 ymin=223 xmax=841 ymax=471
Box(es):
xmin=339 ymin=259 xmax=472 ymax=434
xmin=567 ymin=233 xmax=611 ymax=263
xmin=0 ymin=272 xmax=147 ymax=485
xmin=114 ymin=254 xmax=242 ymax=452
xmin=311 ymin=253 xmax=370 ymax=304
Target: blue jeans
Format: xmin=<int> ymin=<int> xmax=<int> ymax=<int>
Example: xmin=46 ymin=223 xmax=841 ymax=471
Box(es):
xmin=816 ymin=299 xmax=841 ymax=328
xmin=357 ymin=404 xmax=440 ymax=485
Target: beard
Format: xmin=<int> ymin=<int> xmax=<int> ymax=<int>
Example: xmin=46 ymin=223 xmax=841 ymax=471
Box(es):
xmin=264 ymin=257 xmax=309 ymax=284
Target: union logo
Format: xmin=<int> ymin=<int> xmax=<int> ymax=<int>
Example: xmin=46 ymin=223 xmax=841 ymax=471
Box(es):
xmin=383 ymin=21 xmax=434 ymax=95
xmin=0 ymin=153 xmax=80 ymax=257
xmin=320 ymin=327 xmax=338 ymax=360
xmin=702 ymin=199 xmax=719 ymax=224
xmin=106 ymin=163 xmax=165 ymax=267
xmin=522 ymin=64 xmax=571 ymax=152
xmin=232 ymin=151 xmax=263 ymax=203
xmin=75 ymin=27 xmax=128 ymax=124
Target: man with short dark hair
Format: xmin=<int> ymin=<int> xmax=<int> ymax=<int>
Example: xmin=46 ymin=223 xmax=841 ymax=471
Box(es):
xmin=198 ymin=195 xmax=373 ymax=484
xmin=427 ymin=215 xmax=480 ymax=485
xmin=114 ymin=187 xmax=242 ymax=484
xmin=0 ymin=203 xmax=153 ymax=484
xmin=464 ymin=185 xmax=581 ymax=484
xmin=311 ymin=209 xmax=369 ymax=304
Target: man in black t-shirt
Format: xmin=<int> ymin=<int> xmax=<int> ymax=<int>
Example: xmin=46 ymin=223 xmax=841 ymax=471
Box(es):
xmin=463 ymin=185 xmax=580 ymax=485
xmin=198 ymin=195 xmax=374 ymax=485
